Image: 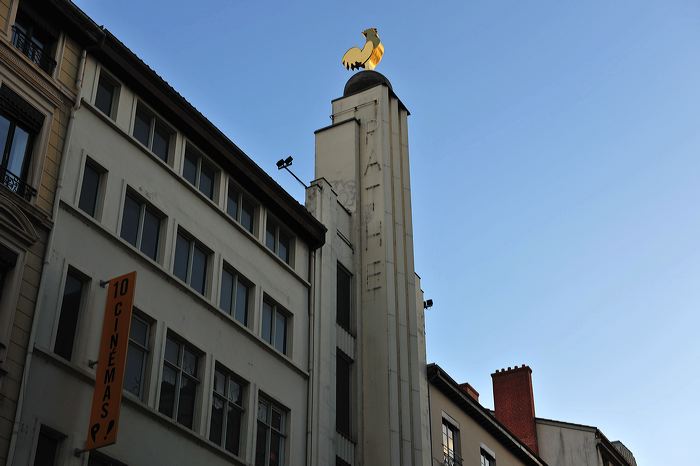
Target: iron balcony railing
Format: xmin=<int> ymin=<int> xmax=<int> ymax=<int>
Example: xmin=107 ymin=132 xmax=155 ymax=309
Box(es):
xmin=443 ymin=452 xmax=463 ymax=466
xmin=1 ymin=166 xmax=36 ymax=201
xmin=11 ymin=25 xmax=56 ymax=74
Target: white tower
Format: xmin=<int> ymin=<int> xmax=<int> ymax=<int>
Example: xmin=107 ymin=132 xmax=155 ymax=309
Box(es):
xmin=306 ymin=71 xmax=431 ymax=466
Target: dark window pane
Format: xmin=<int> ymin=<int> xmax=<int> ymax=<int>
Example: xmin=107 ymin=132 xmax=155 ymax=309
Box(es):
xmin=336 ymin=265 xmax=351 ymax=331
xmin=191 ymin=245 xmax=208 ymax=295
xmin=78 ymin=163 xmax=100 ymax=217
xmin=177 ymin=376 xmax=197 ymax=428
xmin=124 ymin=344 xmax=145 ymax=397
xmin=152 ymin=121 xmax=170 ymax=162
xmin=183 ymin=151 xmax=198 ymax=186
xmin=164 ymin=337 xmax=179 ymax=365
xmin=219 ymin=269 xmax=234 ymax=314
xmin=158 ymin=365 xmax=177 ymax=417
xmin=0 ymin=116 xmax=10 ymax=155
xmin=278 ymin=232 xmax=290 ymax=264
xmin=240 ymin=198 xmax=254 ymax=233
xmin=182 ymin=348 xmax=198 ymax=376
xmin=130 ymin=315 xmax=149 ymax=346
xmin=140 ymin=208 xmax=160 ymax=260
xmin=199 ymin=161 xmax=215 ymax=199
xmin=229 ymin=379 xmax=242 ymax=404
xmin=270 ymin=431 xmax=283 ymax=466
xmin=265 ymin=222 xmax=276 ymax=251
xmin=234 ymin=280 xmax=249 ymax=326
xmin=33 ymin=428 xmax=60 ymax=466
xmin=174 ymin=234 xmax=190 ymax=282
xmin=95 ymin=76 xmax=115 ymax=116
xmin=213 ymin=369 xmax=225 ymax=395
xmin=274 ymin=312 xmax=287 ymax=354
xmin=262 ymin=302 xmax=273 ymax=344
xmin=7 ymin=125 xmax=29 ymax=177
xmin=225 ymin=405 xmax=242 ymax=454
xmin=120 ymin=194 xmax=140 ymax=247
xmin=255 ymin=422 xmax=268 ymax=466
xmin=227 ymin=186 xmax=239 ymax=219
xmin=133 ymin=105 xmax=151 ymax=147
xmin=209 ymin=394 xmax=224 ymax=444
xmin=54 ymin=273 xmax=83 ymax=360
xmin=336 ymin=353 xmax=351 ymax=435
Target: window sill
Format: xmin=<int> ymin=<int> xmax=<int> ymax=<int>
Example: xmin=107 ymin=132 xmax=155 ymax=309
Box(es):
xmin=82 ymin=100 xmax=311 ymax=288
xmin=61 ymin=200 xmax=310 ymax=378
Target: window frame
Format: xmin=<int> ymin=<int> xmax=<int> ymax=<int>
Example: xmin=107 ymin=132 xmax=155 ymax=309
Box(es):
xmin=77 ymin=157 xmax=106 ymax=219
xmin=11 ymin=8 xmax=58 ymax=75
xmin=124 ymin=310 xmax=152 ymax=400
xmin=52 ymin=267 xmax=89 ymax=362
xmin=442 ymin=417 xmax=462 ymax=466
xmin=94 ymin=68 xmax=120 ymax=120
xmin=219 ymin=263 xmax=252 ymax=326
xmin=158 ymin=332 xmax=202 ymax=430
xmin=261 ymin=297 xmax=290 ymax=355
xmin=265 ymin=215 xmax=294 ymax=266
xmin=183 ymin=143 xmax=219 ymax=201
xmin=255 ymin=395 xmax=287 ymax=466
xmin=119 ymin=188 xmax=165 ymax=262
xmin=0 ymin=109 xmax=35 ymax=185
xmin=335 ymin=350 xmax=353 ymax=438
xmin=173 ymin=227 xmax=211 ymax=296
xmin=209 ymin=364 xmax=246 ymax=456
xmin=336 ymin=263 xmax=353 ymax=334
xmin=480 ymin=448 xmax=495 ymax=466
xmin=132 ymin=100 xmax=173 ymax=163
xmin=226 ymin=179 xmax=257 ymax=234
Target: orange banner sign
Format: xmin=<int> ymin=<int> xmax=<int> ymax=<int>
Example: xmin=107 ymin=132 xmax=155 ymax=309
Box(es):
xmin=85 ymin=272 xmax=136 ymax=450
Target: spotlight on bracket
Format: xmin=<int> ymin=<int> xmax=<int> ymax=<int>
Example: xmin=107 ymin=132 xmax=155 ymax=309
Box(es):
xmin=423 ymin=299 xmax=433 ymax=310
xmin=276 ymin=156 xmax=293 ymax=170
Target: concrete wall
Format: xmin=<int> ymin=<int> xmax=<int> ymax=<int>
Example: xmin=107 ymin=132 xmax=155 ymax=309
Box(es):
xmin=536 ymin=420 xmax=603 ymax=466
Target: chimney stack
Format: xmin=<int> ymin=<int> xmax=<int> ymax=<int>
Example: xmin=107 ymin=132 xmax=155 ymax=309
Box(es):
xmin=458 ymin=382 xmax=479 ymax=402
xmin=491 ymin=365 xmax=539 ymax=454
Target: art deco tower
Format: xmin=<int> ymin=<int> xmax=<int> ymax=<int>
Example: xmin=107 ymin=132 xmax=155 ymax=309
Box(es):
xmin=307 ymin=71 xmax=431 ymax=466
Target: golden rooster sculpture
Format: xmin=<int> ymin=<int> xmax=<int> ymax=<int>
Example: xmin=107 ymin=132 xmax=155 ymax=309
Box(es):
xmin=342 ymin=28 xmax=384 ymax=71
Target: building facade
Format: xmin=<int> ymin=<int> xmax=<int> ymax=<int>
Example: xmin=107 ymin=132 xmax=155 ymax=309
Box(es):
xmin=0 ymin=0 xmax=85 ymax=462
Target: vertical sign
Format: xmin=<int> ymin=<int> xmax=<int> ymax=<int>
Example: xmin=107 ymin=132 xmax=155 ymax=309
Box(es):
xmin=85 ymin=272 xmax=136 ymax=451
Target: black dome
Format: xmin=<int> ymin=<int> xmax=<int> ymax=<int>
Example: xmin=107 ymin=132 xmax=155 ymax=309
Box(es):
xmin=343 ymin=70 xmax=393 ymax=97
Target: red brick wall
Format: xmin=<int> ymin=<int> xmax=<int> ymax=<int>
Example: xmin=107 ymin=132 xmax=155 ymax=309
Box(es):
xmin=491 ymin=365 xmax=539 ymax=454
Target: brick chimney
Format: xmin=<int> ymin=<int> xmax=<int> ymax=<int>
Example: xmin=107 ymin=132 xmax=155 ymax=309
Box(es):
xmin=491 ymin=365 xmax=539 ymax=454
xmin=458 ymin=382 xmax=479 ymax=402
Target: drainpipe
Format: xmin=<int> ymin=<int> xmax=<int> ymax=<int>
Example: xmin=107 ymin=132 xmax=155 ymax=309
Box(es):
xmin=5 ymin=43 xmax=88 ymax=466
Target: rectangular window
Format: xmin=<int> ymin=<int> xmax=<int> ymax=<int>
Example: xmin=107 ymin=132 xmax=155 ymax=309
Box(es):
xmin=173 ymin=229 xmax=210 ymax=295
xmin=442 ymin=419 xmax=462 ymax=466
xmin=261 ymin=299 xmax=288 ymax=355
xmin=335 ymin=351 xmax=352 ymax=437
xmin=0 ymin=244 xmax=18 ymax=304
xmin=183 ymin=145 xmax=218 ymax=200
xmin=54 ymin=269 xmax=86 ymax=361
xmin=120 ymin=190 xmax=163 ymax=261
xmin=33 ymin=426 xmax=63 ymax=466
xmin=132 ymin=102 xmax=172 ymax=162
xmin=209 ymin=365 xmax=245 ymax=455
xmin=226 ymin=183 xmax=255 ymax=233
xmin=265 ymin=217 xmax=292 ymax=265
xmin=124 ymin=312 xmax=151 ymax=399
xmin=255 ymin=397 xmax=286 ymax=466
xmin=480 ymin=449 xmax=494 ymax=466
xmin=95 ymin=71 xmax=119 ymax=119
xmin=336 ymin=264 xmax=352 ymax=333
xmin=219 ymin=265 xmax=251 ymax=326
xmin=88 ymin=451 xmax=127 ymax=466
xmin=159 ymin=334 xmax=200 ymax=429
xmin=78 ymin=159 xmax=104 ymax=218
xmin=12 ymin=9 xmax=57 ymax=74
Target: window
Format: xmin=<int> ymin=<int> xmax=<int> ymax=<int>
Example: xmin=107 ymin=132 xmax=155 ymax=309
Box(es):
xmin=442 ymin=419 xmax=462 ymax=466
xmin=88 ymin=451 xmax=127 ymax=466
xmin=124 ymin=313 xmax=151 ymax=399
xmin=336 ymin=458 xmax=351 ymax=466
xmin=120 ymin=190 xmax=163 ymax=261
xmin=33 ymin=426 xmax=63 ymax=466
xmin=265 ymin=217 xmax=292 ymax=265
xmin=95 ymin=71 xmax=119 ymax=119
xmin=261 ymin=299 xmax=288 ymax=355
xmin=335 ymin=351 xmax=352 ymax=437
xmin=173 ymin=229 xmax=210 ymax=295
xmin=255 ymin=397 xmax=286 ymax=466
xmin=220 ymin=265 xmax=251 ymax=326
xmin=0 ymin=85 xmax=43 ymax=200
xmin=132 ymin=102 xmax=172 ymax=162
xmin=0 ymin=245 xmax=17 ymax=303
xmin=480 ymin=449 xmax=495 ymax=466
xmin=209 ymin=366 xmax=245 ymax=455
xmin=336 ymin=264 xmax=352 ymax=332
xmin=12 ymin=8 xmax=57 ymax=74
xmin=183 ymin=145 xmax=217 ymax=200
xmin=159 ymin=334 xmax=200 ymax=429
xmin=78 ymin=159 xmax=104 ymax=218
xmin=226 ymin=183 xmax=255 ymax=233
xmin=54 ymin=269 xmax=86 ymax=361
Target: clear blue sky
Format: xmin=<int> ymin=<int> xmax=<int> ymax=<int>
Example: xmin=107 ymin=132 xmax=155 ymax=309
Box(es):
xmin=74 ymin=1 xmax=699 ymax=464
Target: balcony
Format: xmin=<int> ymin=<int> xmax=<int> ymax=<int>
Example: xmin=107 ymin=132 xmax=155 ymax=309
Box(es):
xmin=443 ymin=452 xmax=463 ymax=466
xmin=1 ymin=166 xmax=36 ymax=201
xmin=11 ymin=25 xmax=56 ymax=74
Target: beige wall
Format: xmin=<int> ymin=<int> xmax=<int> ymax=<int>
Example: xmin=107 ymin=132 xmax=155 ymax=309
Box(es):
xmin=429 ymin=386 xmax=529 ymax=466
xmin=536 ymin=420 xmax=603 ymax=466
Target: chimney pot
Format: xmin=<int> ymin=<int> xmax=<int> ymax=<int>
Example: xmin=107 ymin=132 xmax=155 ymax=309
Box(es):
xmin=491 ymin=365 xmax=539 ymax=454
